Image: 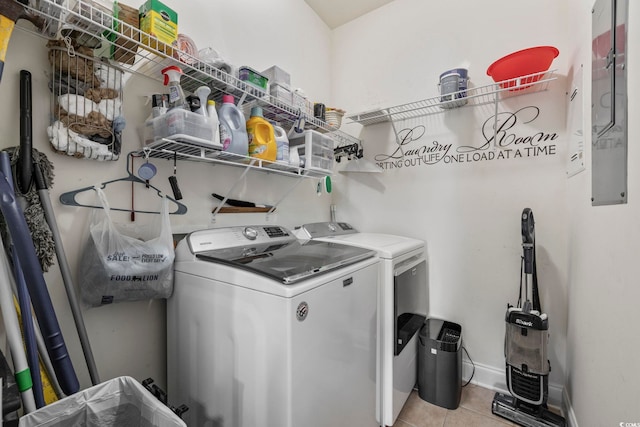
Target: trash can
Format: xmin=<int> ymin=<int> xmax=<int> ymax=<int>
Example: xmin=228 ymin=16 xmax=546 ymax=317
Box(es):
xmin=18 ymin=376 xmax=186 ymax=427
xmin=418 ymin=318 xmax=462 ymax=409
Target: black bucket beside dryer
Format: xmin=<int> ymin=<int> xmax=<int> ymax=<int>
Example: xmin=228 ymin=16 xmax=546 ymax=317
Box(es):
xmin=418 ymin=318 xmax=462 ymax=409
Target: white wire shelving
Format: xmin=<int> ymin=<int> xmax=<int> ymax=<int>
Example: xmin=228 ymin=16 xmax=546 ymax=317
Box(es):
xmin=19 ymin=0 xmax=360 ymax=159
xmin=346 ymin=70 xmax=558 ymax=126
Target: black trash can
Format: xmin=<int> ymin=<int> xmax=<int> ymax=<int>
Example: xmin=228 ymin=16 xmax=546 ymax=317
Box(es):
xmin=418 ymin=318 xmax=462 ymax=409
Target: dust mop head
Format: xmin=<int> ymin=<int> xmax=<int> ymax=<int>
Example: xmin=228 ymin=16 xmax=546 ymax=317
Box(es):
xmin=0 ymin=148 xmax=56 ymax=271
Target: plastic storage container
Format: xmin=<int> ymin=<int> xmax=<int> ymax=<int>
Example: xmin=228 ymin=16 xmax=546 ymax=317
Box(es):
xmin=143 ymin=109 xmax=217 ymax=149
xmin=288 ymin=130 xmax=334 ymax=175
xmin=439 ymin=68 xmax=468 ymax=109
xmin=418 ymin=318 xmax=462 ymax=409
xmin=18 ymin=376 xmax=186 ymax=427
xmin=261 ymin=66 xmax=291 ymax=87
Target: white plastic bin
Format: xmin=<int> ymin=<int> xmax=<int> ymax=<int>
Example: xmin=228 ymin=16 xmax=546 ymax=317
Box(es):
xmin=18 ymin=376 xmax=186 ymax=427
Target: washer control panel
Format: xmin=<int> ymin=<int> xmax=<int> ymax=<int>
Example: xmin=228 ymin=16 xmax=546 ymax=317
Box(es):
xmin=188 ymin=225 xmax=293 ymax=253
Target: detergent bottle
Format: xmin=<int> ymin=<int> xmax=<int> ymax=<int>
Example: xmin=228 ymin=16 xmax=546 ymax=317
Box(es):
xmin=161 ymin=65 xmax=188 ymax=110
xmin=246 ymin=106 xmax=276 ymax=162
xmin=273 ymin=123 xmax=289 ymax=163
xmin=206 ymin=100 xmax=221 ymax=148
xmin=218 ymin=94 xmax=248 ymax=156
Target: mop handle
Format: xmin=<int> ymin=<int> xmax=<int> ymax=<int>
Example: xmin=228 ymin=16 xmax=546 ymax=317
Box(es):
xmin=0 ymin=172 xmax=79 ymax=396
xmin=0 ymin=235 xmax=36 ymax=413
xmin=34 ymin=165 xmax=101 ymax=386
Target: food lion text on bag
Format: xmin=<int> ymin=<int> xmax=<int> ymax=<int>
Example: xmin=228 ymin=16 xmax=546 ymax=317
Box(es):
xmin=79 ymin=188 xmax=175 ymax=307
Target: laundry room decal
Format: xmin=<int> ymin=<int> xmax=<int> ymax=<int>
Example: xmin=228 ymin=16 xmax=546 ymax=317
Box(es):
xmin=373 ymin=106 xmax=559 ymax=170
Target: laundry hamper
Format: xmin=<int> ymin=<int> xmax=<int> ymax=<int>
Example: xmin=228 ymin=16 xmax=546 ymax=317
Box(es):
xmin=18 ymin=376 xmax=186 ymax=427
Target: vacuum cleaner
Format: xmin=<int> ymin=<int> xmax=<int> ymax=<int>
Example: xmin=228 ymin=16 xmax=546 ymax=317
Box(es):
xmin=491 ymin=208 xmax=566 ymax=427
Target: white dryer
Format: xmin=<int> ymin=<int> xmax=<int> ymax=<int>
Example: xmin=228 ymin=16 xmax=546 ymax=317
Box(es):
xmin=168 ymin=225 xmax=380 ymax=427
xmin=296 ymin=222 xmax=428 ymax=427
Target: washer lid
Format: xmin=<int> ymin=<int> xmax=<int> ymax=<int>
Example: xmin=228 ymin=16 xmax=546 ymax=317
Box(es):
xmin=196 ymin=239 xmax=375 ymax=284
xmin=317 ymin=233 xmax=424 ymax=259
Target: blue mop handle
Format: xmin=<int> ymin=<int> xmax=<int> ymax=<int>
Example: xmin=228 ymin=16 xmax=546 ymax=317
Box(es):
xmin=0 ymin=171 xmax=79 ymax=396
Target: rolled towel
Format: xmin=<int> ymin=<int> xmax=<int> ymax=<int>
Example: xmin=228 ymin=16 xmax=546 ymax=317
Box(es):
xmin=58 ymin=94 xmax=97 ymax=117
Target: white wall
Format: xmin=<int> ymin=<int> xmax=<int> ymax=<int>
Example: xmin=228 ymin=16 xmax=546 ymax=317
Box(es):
xmin=565 ymin=0 xmax=640 ymax=425
xmin=0 ymin=0 xmax=334 ymax=391
xmin=331 ymin=0 xmax=571 ymax=402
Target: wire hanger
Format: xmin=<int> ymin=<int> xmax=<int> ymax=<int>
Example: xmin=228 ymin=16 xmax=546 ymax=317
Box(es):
xmin=59 ymin=152 xmax=188 ymax=215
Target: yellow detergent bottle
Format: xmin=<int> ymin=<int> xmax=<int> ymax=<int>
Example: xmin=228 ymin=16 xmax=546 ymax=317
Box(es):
xmin=246 ymin=106 xmax=276 ymax=162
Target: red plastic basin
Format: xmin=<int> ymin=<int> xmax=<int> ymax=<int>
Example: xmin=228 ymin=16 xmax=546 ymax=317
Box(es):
xmin=486 ymin=46 xmax=559 ymax=91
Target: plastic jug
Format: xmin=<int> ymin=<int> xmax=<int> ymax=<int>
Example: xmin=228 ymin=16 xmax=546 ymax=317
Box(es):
xmin=246 ymin=106 xmax=276 ymax=162
xmin=218 ymin=95 xmax=248 ymax=156
xmin=207 ymin=100 xmax=221 ymax=148
xmin=273 ymin=124 xmax=289 ymax=163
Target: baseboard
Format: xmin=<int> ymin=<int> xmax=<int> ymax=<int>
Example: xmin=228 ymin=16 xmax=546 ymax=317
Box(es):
xmin=462 ymin=360 xmax=565 ymax=408
xmin=562 ymin=387 xmax=579 ymax=427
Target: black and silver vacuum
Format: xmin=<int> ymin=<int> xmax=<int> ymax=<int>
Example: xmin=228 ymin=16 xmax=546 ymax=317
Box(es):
xmin=492 ymin=208 xmax=566 ymax=427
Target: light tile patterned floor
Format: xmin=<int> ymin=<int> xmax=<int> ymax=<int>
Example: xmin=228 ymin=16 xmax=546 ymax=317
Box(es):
xmin=393 ymin=385 xmax=520 ymax=427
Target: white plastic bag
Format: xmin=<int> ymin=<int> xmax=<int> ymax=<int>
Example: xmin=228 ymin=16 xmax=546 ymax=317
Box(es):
xmin=18 ymin=376 xmax=187 ymax=426
xmin=79 ymin=188 xmax=175 ymax=307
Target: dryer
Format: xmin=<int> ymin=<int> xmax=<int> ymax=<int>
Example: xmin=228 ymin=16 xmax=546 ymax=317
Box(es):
xmin=296 ymin=222 xmax=428 ymax=426
xmin=168 ymin=225 xmax=380 ymax=427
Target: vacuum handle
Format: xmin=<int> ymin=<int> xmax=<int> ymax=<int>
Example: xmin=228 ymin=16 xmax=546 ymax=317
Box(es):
xmin=19 ymin=70 xmax=33 ymax=194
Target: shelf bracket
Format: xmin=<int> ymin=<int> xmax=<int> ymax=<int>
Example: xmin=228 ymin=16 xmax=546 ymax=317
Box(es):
xmin=211 ymin=159 xmax=257 ymax=222
xmin=265 ymin=179 xmax=305 ymax=219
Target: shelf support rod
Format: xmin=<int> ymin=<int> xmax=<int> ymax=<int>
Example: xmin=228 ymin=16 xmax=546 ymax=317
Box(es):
xmin=492 ymin=88 xmax=500 ymax=148
xmin=265 ymin=178 xmax=306 ymax=220
xmin=211 ymin=159 xmax=257 ymax=222
xmin=387 ymin=109 xmax=404 ymax=155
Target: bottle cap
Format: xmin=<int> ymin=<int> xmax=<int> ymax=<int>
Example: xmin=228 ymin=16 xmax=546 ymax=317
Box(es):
xmin=250 ymin=106 xmax=263 ymax=117
xmin=207 ymin=100 xmax=216 ymax=106
xmin=222 ymin=94 xmax=235 ymax=104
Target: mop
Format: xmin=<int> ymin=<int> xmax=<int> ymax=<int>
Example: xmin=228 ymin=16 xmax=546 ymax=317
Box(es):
xmin=5 ymin=69 xmax=100 ymax=386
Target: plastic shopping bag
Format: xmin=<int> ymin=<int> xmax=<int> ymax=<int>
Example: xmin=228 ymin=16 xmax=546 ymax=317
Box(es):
xmin=79 ymin=188 xmax=175 ymax=307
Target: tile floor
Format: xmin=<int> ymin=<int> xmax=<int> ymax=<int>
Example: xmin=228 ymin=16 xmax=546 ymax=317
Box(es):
xmin=393 ymin=385 xmax=521 ymax=427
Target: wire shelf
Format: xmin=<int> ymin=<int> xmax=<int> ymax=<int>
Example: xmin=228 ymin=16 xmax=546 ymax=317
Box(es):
xmin=19 ymin=0 xmax=361 ymax=149
xmin=346 ymin=70 xmax=558 ymax=126
xmin=144 ymin=138 xmax=328 ymax=179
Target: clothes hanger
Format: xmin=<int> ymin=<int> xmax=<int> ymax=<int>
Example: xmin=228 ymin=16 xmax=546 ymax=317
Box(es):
xmin=59 ymin=151 xmax=188 ymax=215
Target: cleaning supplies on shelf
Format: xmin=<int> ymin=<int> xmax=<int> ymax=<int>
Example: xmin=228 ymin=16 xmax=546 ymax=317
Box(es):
xmin=194 ymin=86 xmax=211 ymax=116
xmin=207 ymin=100 xmax=221 ymax=148
xmin=273 ymin=123 xmax=289 ymax=164
xmin=246 ymin=106 xmax=276 ymax=162
xmin=161 ymin=65 xmax=188 ymax=110
xmin=218 ymin=95 xmax=248 ymax=157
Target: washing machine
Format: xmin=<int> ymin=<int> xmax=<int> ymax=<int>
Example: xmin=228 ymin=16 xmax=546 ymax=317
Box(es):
xmin=296 ymin=222 xmax=428 ymax=427
xmin=167 ymin=225 xmax=380 ymax=427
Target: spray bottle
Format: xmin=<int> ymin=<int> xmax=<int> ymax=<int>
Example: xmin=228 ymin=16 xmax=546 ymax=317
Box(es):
xmin=161 ymin=65 xmax=188 ymax=110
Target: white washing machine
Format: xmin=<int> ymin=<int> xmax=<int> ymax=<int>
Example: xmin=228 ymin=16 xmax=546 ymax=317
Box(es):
xmin=168 ymin=225 xmax=381 ymax=427
xmin=296 ymin=222 xmax=428 ymax=427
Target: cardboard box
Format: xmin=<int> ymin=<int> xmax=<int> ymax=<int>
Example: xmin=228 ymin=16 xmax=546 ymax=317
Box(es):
xmin=110 ymin=1 xmax=139 ymax=64
xmin=139 ymin=0 xmax=178 ymax=55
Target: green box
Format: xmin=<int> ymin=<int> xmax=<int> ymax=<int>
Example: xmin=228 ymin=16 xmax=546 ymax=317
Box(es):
xmin=139 ymin=0 xmax=178 ymax=54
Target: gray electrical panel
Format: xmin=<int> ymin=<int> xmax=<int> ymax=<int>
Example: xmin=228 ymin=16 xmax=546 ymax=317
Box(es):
xmin=591 ymin=0 xmax=628 ymax=205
